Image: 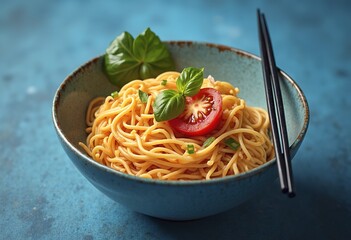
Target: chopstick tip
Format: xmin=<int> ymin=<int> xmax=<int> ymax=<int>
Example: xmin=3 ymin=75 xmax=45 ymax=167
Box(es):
xmin=288 ymin=192 xmax=296 ymax=198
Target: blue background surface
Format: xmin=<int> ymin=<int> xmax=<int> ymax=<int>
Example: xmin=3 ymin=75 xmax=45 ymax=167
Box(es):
xmin=1 ymin=0 xmax=350 ymax=239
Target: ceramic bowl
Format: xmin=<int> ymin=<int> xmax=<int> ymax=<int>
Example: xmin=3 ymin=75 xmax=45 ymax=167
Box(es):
xmin=52 ymin=42 xmax=309 ymax=220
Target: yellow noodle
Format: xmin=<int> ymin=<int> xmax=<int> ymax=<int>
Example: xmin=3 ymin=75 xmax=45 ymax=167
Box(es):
xmin=79 ymin=71 xmax=274 ymax=180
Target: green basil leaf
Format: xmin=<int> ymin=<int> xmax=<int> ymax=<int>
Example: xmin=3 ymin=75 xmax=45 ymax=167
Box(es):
xmin=133 ymin=28 xmax=175 ymax=79
xmin=105 ymin=28 xmax=175 ymax=88
xmin=138 ymin=90 xmax=149 ymax=103
xmin=176 ymin=67 xmax=204 ymax=96
xmin=153 ymin=90 xmax=185 ymax=122
xmin=105 ymin=31 xmax=140 ymax=87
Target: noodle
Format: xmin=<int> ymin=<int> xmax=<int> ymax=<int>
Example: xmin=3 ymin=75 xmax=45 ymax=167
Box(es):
xmin=79 ymin=71 xmax=274 ymax=180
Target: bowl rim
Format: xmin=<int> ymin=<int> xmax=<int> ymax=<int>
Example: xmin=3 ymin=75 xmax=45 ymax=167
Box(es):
xmin=52 ymin=41 xmax=310 ymax=187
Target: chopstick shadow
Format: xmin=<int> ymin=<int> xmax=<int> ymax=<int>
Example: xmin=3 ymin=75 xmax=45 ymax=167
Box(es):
xmin=143 ymin=180 xmax=351 ymax=240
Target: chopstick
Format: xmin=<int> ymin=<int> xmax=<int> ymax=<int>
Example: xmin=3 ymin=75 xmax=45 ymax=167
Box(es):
xmin=257 ymin=9 xmax=295 ymax=198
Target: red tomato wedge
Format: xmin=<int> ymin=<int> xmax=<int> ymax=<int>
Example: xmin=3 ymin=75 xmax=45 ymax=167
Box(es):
xmin=168 ymin=88 xmax=223 ymax=136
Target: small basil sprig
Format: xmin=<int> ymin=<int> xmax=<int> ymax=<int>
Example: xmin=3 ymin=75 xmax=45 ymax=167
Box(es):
xmin=153 ymin=67 xmax=204 ymax=122
xmin=105 ymin=28 xmax=175 ymax=88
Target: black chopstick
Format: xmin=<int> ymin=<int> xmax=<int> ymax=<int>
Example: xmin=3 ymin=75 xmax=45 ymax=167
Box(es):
xmin=257 ymin=9 xmax=295 ymax=198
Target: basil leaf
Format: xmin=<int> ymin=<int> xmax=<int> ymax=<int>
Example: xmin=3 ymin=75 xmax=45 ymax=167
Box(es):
xmin=105 ymin=28 xmax=175 ymax=88
xmin=138 ymin=90 xmax=148 ymax=103
xmin=105 ymin=31 xmax=140 ymax=87
xmin=153 ymin=90 xmax=185 ymax=122
xmin=133 ymin=28 xmax=175 ymax=79
xmin=176 ymin=67 xmax=204 ymax=96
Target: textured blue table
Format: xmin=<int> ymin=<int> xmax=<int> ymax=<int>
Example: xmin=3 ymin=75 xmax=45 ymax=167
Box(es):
xmin=1 ymin=0 xmax=350 ymax=239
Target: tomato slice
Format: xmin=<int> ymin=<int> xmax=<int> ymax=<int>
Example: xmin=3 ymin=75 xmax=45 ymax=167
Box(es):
xmin=168 ymin=88 xmax=222 ymax=136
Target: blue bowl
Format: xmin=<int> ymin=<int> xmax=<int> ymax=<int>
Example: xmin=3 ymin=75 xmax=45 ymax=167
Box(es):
xmin=52 ymin=42 xmax=309 ymax=220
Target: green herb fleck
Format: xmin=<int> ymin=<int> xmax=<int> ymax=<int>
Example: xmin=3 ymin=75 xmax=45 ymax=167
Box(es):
xmin=203 ymin=137 xmax=216 ymax=148
xmin=138 ymin=90 xmax=149 ymax=103
xmin=111 ymin=91 xmax=119 ymax=98
xmin=161 ymin=79 xmax=167 ymax=86
xmin=224 ymin=138 xmax=240 ymax=150
xmin=187 ymin=144 xmax=195 ymax=154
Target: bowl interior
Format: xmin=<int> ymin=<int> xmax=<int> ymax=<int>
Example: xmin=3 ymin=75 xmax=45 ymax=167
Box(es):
xmin=55 ymin=42 xmax=308 ymax=158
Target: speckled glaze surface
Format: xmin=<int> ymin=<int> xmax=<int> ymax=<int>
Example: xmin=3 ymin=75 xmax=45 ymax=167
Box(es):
xmin=53 ymin=42 xmax=309 ymax=220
